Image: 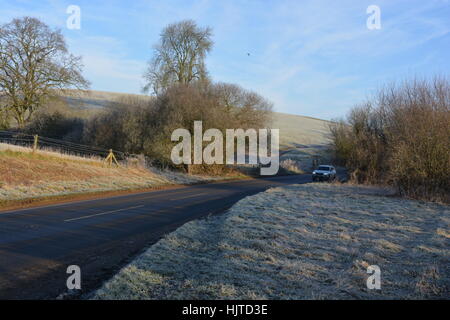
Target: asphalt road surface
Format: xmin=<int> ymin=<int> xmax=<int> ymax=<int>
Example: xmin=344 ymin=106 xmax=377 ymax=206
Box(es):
xmin=0 ymin=174 xmax=310 ymax=299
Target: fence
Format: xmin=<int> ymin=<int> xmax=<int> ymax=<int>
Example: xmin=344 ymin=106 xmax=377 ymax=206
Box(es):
xmin=0 ymin=130 xmax=132 ymax=163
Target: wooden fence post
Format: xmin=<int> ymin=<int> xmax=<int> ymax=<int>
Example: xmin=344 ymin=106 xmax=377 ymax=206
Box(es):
xmin=33 ymin=135 xmax=39 ymax=153
xmin=312 ymin=155 xmax=320 ymax=169
xmin=104 ymin=149 xmax=120 ymax=167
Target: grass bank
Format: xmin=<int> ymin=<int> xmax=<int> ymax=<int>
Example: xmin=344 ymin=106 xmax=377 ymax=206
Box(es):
xmin=93 ymin=183 xmax=449 ymax=299
xmin=0 ymin=143 xmax=234 ymax=209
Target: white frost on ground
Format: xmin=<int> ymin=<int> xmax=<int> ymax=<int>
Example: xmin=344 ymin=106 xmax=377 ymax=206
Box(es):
xmin=93 ymin=183 xmax=449 ymax=299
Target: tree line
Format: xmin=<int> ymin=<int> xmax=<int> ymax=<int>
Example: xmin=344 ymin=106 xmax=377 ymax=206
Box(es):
xmin=0 ymin=17 xmax=272 ymax=173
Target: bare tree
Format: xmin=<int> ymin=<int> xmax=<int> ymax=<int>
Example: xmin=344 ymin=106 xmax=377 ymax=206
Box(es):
xmin=213 ymin=82 xmax=273 ymax=129
xmin=0 ymin=17 xmax=89 ymax=128
xmin=143 ymin=20 xmax=213 ymax=94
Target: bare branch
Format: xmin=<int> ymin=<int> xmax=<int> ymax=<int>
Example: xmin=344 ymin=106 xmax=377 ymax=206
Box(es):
xmin=143 ymin=20 xmax=213 ymax=94
xmin=0 ymin=17 xmax=90 ymax=128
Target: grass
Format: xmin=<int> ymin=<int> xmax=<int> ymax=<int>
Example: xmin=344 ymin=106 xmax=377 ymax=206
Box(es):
xmin=93 ymin=183 xmax=449 ymax=300
xmin=271 ymin=112 xmax=331 ymax=149
xmin=0 ymin=143 xmax=217 ymax=204
xmin=0 ymin=143 xmax=105 ymax=164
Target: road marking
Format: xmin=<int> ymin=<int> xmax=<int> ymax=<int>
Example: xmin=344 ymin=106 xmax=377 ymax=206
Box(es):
xmin=0 ymin=176 xmax=302 ymax=217
xmin=170 ymin=192 xmax=208 ymax=201
xmin=64 ymin=205 xmax=144 ymax=222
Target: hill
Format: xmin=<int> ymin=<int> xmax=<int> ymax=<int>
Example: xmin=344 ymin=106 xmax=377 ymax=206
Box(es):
xmin=62 ymin=90 xmax=331 ymax=150
xmin=272 ymin=112 xmax=331 ymax=149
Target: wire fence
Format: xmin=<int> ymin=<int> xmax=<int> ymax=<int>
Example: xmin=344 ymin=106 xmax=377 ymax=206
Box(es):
xmin=0 ymin=130 xmax=131 ymax=161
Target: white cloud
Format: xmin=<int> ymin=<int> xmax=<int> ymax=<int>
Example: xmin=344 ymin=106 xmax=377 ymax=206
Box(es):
xmin=67 ymin=35 xmax=146 ymax=94
xmin=2 ymin=0 xmax=449 ymax=118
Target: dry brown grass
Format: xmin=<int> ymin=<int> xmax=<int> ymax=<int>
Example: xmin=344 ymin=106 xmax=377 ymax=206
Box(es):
xmin=0 ymin=143 xmax=215 ymax=202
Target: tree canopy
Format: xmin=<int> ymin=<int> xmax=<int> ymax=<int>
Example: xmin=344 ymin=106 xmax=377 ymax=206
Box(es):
xmin=0 ymin=17 xmax=89 ymax=128
xmin=143 ymin=20 xmax=213 ymax=94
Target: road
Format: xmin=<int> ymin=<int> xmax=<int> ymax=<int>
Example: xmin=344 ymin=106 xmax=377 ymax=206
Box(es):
xmin=0 ymin=174 xmax=310 ymax=299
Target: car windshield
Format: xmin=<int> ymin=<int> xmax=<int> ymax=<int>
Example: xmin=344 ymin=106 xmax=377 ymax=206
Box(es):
xmin=317 ymin=166 xmax=330 ymax=171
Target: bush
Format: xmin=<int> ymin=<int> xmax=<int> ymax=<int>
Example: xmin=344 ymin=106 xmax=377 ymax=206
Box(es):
xmin=25 ymin=111 xmax=84 ymax=142
xmin=83 ymin=81 xmax=273 ymax=174
xmin=82 ymin=95 xmax=153 ymax=154
xmin=146 ymin=81 xmax=272 ymax=171
xmin=330 ymin=77 xmax=450 ymax=202
xmin=280 ymin=159 xmax=304 ymax=174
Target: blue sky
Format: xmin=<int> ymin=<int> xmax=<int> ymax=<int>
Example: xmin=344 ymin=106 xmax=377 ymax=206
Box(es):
xmin=1 ymin=0 xmax=449 ymax=119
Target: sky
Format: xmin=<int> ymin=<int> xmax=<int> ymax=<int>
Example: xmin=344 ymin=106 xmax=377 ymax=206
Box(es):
xmin=1 ymin=0 xmax=449 ymax=120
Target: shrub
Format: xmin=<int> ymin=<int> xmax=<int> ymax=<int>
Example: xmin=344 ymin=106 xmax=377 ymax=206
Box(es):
xmin=280 ymin=159 xmax=304 ymax=174
xmin=25 ymin=111 xmax=84 ymax=142
xmin=82 ymin=95 xmax=154 ymax=153
xmin=83 ymin=81 xmax=273 ymax=174
xmin=329 ymin=77 xmax=450 ymax=202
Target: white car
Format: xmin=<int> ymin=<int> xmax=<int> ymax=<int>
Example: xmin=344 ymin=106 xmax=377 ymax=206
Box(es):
xmin=312 ymin=165 xmax=336 ymax=182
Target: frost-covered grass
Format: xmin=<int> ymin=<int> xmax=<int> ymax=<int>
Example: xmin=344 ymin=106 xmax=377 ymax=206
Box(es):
xmin=94 ymin=183 xmax=449 ymax=300
xmin=272 ymin=112 xmax=331 ymax=149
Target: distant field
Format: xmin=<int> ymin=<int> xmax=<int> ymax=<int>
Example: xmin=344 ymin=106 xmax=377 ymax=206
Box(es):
xmin=272 ymin=112 xmax=331 ymax=149
xmin=93 ymin=183 xmax=450 ymax=300
xmin=62 ymin=89 xmax=153 ymax=110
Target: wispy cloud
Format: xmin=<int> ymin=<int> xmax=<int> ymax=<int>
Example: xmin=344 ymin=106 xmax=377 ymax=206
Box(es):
xmin=1 ymin=0 xmax=449 ymax=119
xmin=67 ymin=35 xmax=146 ymax=93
